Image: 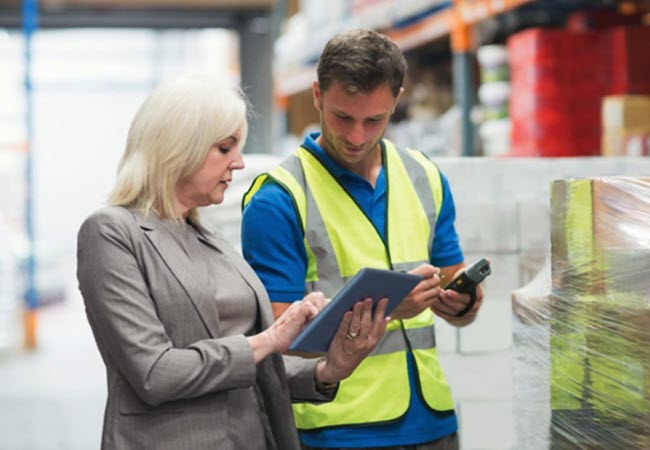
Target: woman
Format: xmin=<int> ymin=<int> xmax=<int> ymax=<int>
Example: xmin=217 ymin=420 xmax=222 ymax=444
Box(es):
xmin=76 ymin=74 xmax=388 ymax=450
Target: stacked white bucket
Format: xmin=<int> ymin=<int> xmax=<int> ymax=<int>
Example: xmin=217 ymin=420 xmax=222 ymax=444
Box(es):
xmin=477 ymin=45 xmax=511 ymax=156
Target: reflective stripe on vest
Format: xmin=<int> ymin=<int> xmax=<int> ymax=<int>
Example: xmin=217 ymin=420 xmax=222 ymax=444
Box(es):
xmin=243 ymin=139 xmax=454 ymax=429
xmin=371 ymin=322 xmax=436 ymax=356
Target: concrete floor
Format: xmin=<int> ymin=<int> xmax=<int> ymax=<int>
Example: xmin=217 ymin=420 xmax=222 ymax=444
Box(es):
xmin=0 ymin=286 xmax=515 ymax=450
xmin=0 ymin=290 xmax=105 ymax=450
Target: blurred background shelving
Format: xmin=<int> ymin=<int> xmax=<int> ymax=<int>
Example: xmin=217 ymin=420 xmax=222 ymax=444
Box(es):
xmin=275 ymin=0 xmax=536 ymax=97
xmin=275 ymin=0 xmax=650 ymax=157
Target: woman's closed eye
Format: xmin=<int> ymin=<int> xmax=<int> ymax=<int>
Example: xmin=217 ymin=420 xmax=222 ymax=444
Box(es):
xmin=214 ymin=136 xmax=238 ymax=154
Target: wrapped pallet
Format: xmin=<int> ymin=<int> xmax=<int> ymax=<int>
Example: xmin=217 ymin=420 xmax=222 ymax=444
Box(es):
xmin=513 ymin=177 xmax=650 ymax=449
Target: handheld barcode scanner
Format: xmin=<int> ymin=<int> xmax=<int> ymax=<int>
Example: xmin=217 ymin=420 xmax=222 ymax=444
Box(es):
xmin=446 ymin=258 xmax=491 ymax=317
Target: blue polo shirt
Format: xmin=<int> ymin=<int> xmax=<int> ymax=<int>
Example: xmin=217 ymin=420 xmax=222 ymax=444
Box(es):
xmin=241 ymin=132 xmax=462 ymax=448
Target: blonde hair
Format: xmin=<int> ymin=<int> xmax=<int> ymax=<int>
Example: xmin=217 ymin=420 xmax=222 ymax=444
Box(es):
xmin=109 ymin=74 xmax=248 ymax=222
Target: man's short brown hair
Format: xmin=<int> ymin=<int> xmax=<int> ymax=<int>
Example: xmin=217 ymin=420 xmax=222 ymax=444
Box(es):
xmin=317 ymin=29 xmax=406 ymax=97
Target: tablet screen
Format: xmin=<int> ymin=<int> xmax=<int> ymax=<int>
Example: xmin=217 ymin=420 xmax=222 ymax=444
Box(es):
xmin=288 ymin=268 xmax=423 ymax=353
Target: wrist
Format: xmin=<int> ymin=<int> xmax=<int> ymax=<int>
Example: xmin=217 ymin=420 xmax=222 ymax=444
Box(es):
xmin=248 ymin=331 xmax=277 ymax=363
xmin=262 ymin=330 xmax=279 ymax=354
xmin=314 ymin=358 xmax=339 ymax=391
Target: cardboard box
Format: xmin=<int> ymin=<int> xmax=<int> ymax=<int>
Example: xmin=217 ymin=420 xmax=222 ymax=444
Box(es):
xmin=601 ymin=95 xmax=650 ymax=156
xmin=602 ymin=128 xmax=650 ymax=156
xmin=602 ymin=95 xmax=650 ymax=129
xmin=551 ymin=177 xmax=650 ymax=265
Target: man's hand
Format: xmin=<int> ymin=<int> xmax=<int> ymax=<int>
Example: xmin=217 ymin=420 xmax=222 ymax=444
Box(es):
xmin=390 ymin=264 xmax=443 ymax=320
xmin=432 ymin=266 xmax=484 ymax=327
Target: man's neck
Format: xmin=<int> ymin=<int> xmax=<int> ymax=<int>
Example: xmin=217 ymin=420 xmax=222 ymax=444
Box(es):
xmin=359 ymin=147 xmax=383 ymax=188
xmin=317 ymin=137 xmax=383 ymax=187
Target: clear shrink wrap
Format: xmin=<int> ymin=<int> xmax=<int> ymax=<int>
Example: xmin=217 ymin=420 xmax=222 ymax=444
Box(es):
xmin=512 ymin=177 xmax=650 ymax=449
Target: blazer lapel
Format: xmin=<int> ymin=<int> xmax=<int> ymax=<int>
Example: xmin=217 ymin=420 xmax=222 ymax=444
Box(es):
xmin=139 ymin=213 xmax=221 ymax=338
xmin=194 ymin=223 xmax=276 ymax=331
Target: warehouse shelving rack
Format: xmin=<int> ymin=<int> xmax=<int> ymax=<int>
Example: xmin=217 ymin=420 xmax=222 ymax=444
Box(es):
xmin=275 ymin=0 xmax=536 ymax=156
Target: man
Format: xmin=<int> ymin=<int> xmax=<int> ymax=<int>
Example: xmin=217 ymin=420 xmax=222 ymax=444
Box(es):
xmin=241 ymin=29 xmax=484 ymax=450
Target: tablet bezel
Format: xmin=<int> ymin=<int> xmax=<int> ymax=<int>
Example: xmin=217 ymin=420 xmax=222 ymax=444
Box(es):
xmin=288 ymin=268 xmax=423 ymax=353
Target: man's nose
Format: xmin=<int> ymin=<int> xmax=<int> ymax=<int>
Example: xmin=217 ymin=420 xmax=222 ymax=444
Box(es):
xmin=347 ymin=123 xmax=366 ymax=147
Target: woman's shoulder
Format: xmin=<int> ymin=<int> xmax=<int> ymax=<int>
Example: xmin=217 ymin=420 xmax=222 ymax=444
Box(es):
xmin=79 ymin=206 xmax=139 ymax=238
xmin=85 ymin=205 xmax=136 ymax=225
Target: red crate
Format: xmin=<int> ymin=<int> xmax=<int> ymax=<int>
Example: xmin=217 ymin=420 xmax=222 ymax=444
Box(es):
xmin=510 ymin=64 xmax=610 ymax=92
xmin=506 ymin=25 xmax=650 ymax=157
xmin=510 ymin=90 xmax=604 ymax=118
xmin=511 ymin=134 xmax=600 ymax=157
xmin=507 ymin=28 xmax=602 ymax=67
xmin=608 ymin=26 xmax=650 ymax=95
xmin=508 ymin=28 xmax=566 ymax=65
xmin=566 ymin=9 xmax=644 ymax=31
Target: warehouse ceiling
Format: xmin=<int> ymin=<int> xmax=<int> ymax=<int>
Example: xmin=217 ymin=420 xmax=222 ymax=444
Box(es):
xmin=0 ymin=0 xmax=275 ymax=28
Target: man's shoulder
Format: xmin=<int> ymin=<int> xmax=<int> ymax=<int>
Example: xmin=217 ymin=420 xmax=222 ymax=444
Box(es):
xmin=248 ymin=177 xmax=293 ymax=203
xmin=243 ymin=179 xmax=297 ymax=224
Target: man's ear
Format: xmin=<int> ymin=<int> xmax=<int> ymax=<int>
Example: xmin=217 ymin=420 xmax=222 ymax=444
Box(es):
xmin=312 ymin=81 xmax=322 ymax=112
xmin=392 ymin=87 xmax=405 ymax=114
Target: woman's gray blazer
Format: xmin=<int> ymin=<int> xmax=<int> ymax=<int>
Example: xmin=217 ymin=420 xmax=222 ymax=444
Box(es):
xmin=77 ymin=206 xmax=326 ymax=450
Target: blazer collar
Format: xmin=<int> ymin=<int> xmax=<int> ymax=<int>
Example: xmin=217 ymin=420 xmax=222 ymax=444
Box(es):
xmin=196 ymin=223 xmax=277 ymax=331
xmin=137 ymin=212 xmax=221 ymax=337
xmin=137 ymin=210 xmax=276 ymax=333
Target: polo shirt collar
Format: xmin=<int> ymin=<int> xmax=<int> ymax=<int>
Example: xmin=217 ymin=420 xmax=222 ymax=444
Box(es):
xmin=302 ymin=132 xmax=385 ymax=183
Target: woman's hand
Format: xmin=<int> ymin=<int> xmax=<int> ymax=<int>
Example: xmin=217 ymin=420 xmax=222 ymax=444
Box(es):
xmin=249 ymin=291 xmax=327 ymax=363
xmin=314 ymin=297 xmax=390 ymax=386
xmin=390 ymin=264 xmax=443 ymax=320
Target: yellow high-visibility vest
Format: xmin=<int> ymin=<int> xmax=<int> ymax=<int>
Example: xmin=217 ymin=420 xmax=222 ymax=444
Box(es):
xmin=244 ymin=139 xmax=454 ymax=429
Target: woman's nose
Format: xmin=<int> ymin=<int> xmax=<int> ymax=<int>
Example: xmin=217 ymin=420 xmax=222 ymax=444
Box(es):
xmin=231 ymin=151 xmax=245 ymax=170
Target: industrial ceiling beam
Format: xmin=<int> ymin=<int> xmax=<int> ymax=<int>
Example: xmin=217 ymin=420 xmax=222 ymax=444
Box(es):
xmin=0 ymin=7 xmax=268 ymax=29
